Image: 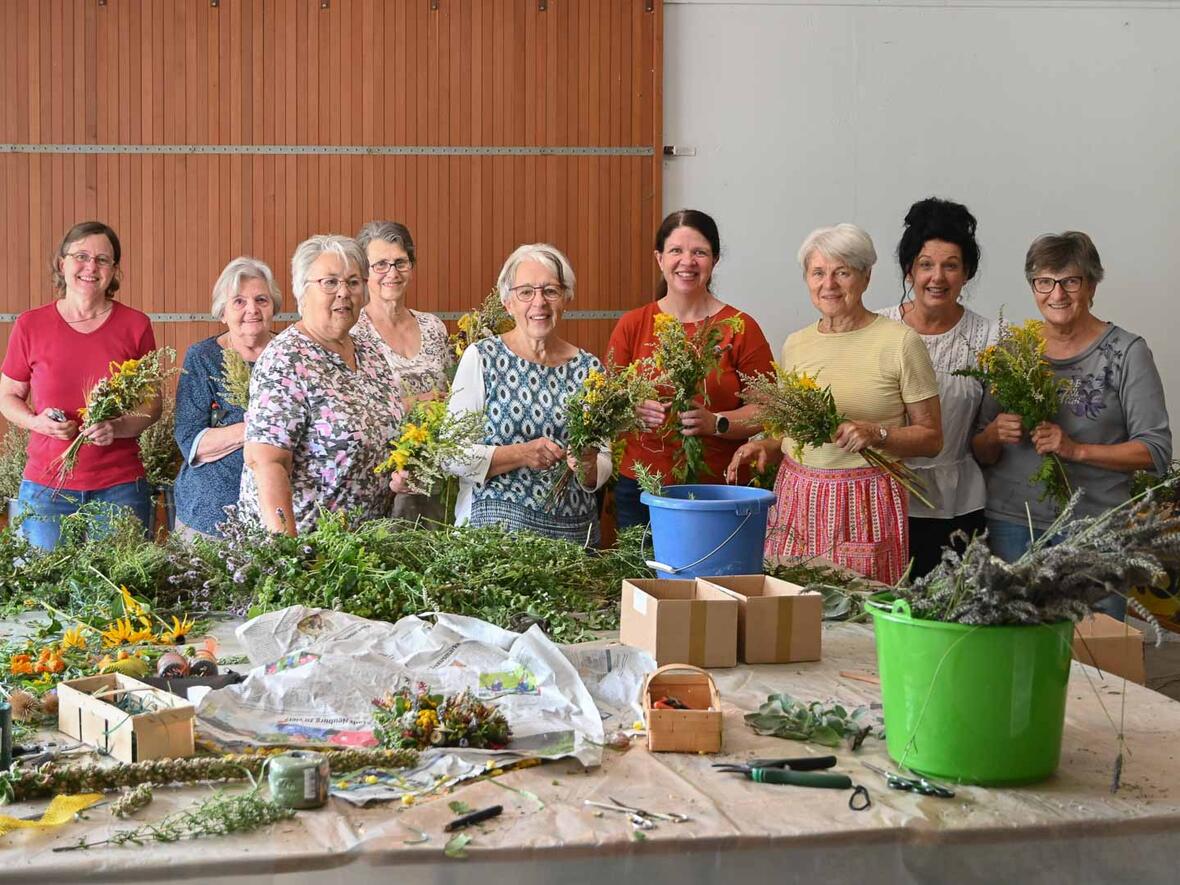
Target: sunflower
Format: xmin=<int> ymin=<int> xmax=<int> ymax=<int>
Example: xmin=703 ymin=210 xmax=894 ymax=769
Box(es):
xmin=101 ymin=617 xmax=156 ymax=648
xmin=60 ymin=624 xmax=89 ymax=651
xmin=160 ymin=614 xmax=196 ymax=645
xmin=118 ymin=585 xmax=147 ymax=618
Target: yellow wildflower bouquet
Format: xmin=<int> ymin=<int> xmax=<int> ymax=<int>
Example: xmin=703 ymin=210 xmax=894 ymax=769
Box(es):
xmin=955 ymin=318 xmax=1073 ymax=507
xmin=643 ymin=312 xmax=744 ymax=483
xmin=449 ymin=288 xmax=516 ymax=363
xmin=545 ymin=362 xmax=658 ymax=506
xmin=218 ymin=347 xmax=253 ymax=410
xmin=54 ymin=347 xmax=178 ymax=486
xmin=374 ymin=397 xmax=486 ymax=495
xmin=741 ymin=365 xmax=933 ymax=508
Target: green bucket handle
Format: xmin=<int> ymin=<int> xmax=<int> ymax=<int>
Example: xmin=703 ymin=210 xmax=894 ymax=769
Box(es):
xmin=890 ymin=599 xmax=912 ymax=618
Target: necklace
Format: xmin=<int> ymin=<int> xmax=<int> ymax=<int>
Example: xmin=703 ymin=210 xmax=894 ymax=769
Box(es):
xmin=60 ymin=303 xmax=114 ymax=325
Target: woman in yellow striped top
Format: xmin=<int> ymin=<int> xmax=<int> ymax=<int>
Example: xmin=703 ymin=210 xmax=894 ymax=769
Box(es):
xmin=726 ymin=224 xmax=942 ymax=583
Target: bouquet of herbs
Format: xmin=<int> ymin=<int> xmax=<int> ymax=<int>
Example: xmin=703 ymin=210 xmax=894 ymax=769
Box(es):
xmin=545 ymin=362 xmax=657 ymax=506
xmin=741 ymin=364 xmax=933 ymax=508
xmin=54 ymin=347 xmax=178 ymax=485
xmin=218 ymin=348 xmax=253 ymax=410
xmin=449 ymin=289 xmax=515 ymax=362
xmin=374 ymin=398 xmax=485 ymax=495
xmin=138 ymin=397 xmax=181 ymax=490
xmin=0 ymin=424 xmax=28 ymax=502
xmin=892 ymin=488 xmax=1180 ymax=626
xmin=372 ymin=684 xmax=510 ymax=751
xmin=643 ymin=312 xmax=744 ymax=483
xmin=955 ymin=319 xmax=1073 ymax=507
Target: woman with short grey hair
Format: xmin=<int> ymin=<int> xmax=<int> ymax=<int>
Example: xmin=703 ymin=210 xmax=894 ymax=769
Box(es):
xmin=351 ymin=220 xmax=453 ymax=524
xmin=173 ymin=256 xmax=282 ymax=537
xmin=237 ymin=234 xmax=404 ymax=535
xmin=411 ymin=243 xmax=609 ymax=542
xmin=973 ymin=231 xmax=1171 ymax=600
xmin=728 ymin=223 xmax=942 ymax=584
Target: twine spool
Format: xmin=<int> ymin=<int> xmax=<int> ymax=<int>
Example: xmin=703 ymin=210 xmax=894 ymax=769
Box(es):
xmin=156 ymin=651 xmax=189 ymax=678
xmin=268 ymin=751 xmax=330 ymax=809
xmin=188 ymin=649 xmax=219 ymax=678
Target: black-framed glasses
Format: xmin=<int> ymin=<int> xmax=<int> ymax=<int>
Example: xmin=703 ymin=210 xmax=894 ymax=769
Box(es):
xmin=1031 ymin=275 xmax=1084 ymax=294
xmin=65 ymin=251 xmax=116 ymax=268
xmin=371 ymin=258 xmax=412 ymax=275
xmin=510 ymin=284 xmax=565 ymax=303
xmin=310 ymin=275 xmax=366 ymax=294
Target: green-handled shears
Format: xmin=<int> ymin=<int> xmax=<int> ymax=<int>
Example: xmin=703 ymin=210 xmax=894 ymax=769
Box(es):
xmin=713 ymin=756 xmax=851 ymax=789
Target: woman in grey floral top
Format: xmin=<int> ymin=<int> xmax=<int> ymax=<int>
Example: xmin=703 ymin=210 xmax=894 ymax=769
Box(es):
xmin=973 ymin=232 xmax=1171 ymax=590
xmin=416 ymin=243 xmax=610 ymax=543
xmin=351 ymin=220 xmax=452 ymax=524
xmin=238 ymin=234 xmax=404 ymax=535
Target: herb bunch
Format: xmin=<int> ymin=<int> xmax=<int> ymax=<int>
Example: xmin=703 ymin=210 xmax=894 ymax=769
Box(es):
xmin=372 ymin=684 xmax=510 ymax=751
xmin=955 ymin=319 xmax=1073 ymax=507
xmin=137 ymin=396 xmax=181 ymax=490
xmin=643 ymin=312 xmax=744 ymax=483
xmin=0 ymin=424 xmax=28 ymax=501
xmin=894 ymin=489 xmax=1180 ymax=626
xmin=449 ymin=289 xmax=515 ymax=362
xmin=54 ymin=347 xmax=179 ymax=486
xmin=374 ymin=397 xmax=485 ymax=495
xmin=218 ymin=348 xmax=253 ymax=410
xmin=741 ymin=365 xmax=932 ymax=508
xmin=745 ymin=693 xmax=880 ymax=749
xmin=546 ymin=362 xmax=657 ymax=506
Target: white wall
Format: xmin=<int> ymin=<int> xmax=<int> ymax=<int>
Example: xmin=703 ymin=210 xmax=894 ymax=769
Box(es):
xmin=663 ymin=0 xmax=1180 ymax=410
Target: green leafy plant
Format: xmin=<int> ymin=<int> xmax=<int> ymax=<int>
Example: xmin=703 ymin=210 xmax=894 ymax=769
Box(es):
xmin=0 ymin=425 xmax=28 ymax=501
xmin=632 ymin=463 xmax=664 ymax=497
xmin=219 ymin=347 xmax=253 ymax=410
xmin=138 ymin=397 xmax=181 ymax=489
xmin=744 ymin=693 xmax=880 ymax=749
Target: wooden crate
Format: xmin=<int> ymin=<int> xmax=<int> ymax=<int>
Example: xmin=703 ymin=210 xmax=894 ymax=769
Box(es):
xmin=57 ymin=672 xmax=196 ymax=763
xmin=643 ymin=664 xmax=723 ymax=754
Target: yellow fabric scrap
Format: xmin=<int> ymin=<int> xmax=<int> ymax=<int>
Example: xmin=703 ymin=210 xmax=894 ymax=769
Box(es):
xmin=0 ymin=793 xmax=104 ymax=836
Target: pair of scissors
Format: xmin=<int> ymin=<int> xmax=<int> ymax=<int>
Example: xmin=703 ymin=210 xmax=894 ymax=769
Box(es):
xmin=713 ymin=755 xmax=851 ymax=789
xmin=862 ymin=762 xmax=955 ymax=799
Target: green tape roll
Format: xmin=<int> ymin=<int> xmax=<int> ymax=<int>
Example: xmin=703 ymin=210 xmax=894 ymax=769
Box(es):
xmin=268 ymin=751 xmax=330 ymax=809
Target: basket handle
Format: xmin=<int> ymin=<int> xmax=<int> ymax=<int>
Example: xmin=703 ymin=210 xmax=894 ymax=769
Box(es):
xmin=642 ymin=662 xmax=717 ymax=698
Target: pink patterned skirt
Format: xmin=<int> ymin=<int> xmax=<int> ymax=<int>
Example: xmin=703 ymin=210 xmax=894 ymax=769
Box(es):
xmin=765 ymin=455 xmax=909 ymax=585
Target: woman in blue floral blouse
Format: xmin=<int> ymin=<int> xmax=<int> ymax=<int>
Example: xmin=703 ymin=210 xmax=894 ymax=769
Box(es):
xmin=238 ymin=234 xmax=404 ymax=535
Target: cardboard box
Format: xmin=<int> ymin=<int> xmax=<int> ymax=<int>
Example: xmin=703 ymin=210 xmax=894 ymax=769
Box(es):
xmin=643 ymin=664 xmax=723 ymax=753
xmin=619 ymin=578 xmax=739 ymax=668
xmin=1072 ymin=613 xmax=1146 ymax=685
xmin=699 ymin=575 xmax=823 ymax=664
xmin=57 ymin=672 xmax=196 ymax=763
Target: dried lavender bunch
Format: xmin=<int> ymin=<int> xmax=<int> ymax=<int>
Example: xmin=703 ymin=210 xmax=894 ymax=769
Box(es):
xmin=59 ymin=788 xmax=293 ymax=850
xmin=0 ymin=748 xmax=419 ymax=804
xmin=895 ymin=489 xmax=1180 ymax=628
xmin=110 ymin=783 xmax=154 ymax=818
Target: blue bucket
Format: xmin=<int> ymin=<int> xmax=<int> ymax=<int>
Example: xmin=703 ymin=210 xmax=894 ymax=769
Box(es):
xmin=641 ymin=485 xmax=776 ymax=579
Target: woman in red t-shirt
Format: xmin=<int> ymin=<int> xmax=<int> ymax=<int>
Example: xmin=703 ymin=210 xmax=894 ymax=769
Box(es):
xmin=607 ymin=209 xmax=773 ymax=529
xmin=0 ymin=221 xmax=160 ymax=549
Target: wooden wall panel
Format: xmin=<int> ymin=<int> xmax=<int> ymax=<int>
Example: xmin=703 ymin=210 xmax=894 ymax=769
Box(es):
xmin=0 ymin=0 xmax=663 ymax=376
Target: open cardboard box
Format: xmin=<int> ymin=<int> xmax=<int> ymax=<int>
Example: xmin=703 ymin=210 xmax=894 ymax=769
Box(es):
xmin=1073 ymin=613 xmax=1145 ymax=684
xmin=620 ymin=578 xmax=738 ymax=668
xmin=699 ymin=574 xmax=822 ymax=664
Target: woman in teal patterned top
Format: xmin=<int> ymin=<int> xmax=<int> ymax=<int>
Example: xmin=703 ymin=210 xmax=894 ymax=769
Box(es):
xmin=441 ymin=244 xmax=610 ymax=543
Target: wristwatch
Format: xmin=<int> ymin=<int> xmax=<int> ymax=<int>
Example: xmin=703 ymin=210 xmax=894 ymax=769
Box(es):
xmin=715 ymin=414 xmax=730 ymax=435
xmin=877 ymin=425 xmax=889 ymax=444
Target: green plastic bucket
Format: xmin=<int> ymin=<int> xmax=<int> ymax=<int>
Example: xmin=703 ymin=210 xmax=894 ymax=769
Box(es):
xmin=868 ymin=599 xmax=1074 ymax=785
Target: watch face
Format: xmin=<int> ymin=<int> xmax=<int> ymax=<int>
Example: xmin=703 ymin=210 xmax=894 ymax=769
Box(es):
xmin=717 ymin=415 xmax=730 ymax=434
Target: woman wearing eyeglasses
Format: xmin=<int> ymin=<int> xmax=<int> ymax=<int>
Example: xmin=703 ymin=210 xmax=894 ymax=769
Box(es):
xmin=973 ymin=231 xmax=1171 ymax=571
xmin=435 ymin=243 xmax=609 ymax=542
xmin=0 ymin=221 xmax=160 ymax=549
xmin=351 ymin=220 xmax=452 ymax=524
xmin=236 ymin=234 xmax=404 ymax=536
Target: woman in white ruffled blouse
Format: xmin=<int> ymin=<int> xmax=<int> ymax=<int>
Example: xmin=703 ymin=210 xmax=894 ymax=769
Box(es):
xmin=879 ymin=198 xmax=995 ymax=579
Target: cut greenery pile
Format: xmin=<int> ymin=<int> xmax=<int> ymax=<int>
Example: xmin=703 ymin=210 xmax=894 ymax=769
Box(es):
xmin=0 ymin=505 xmax=653 ymax=643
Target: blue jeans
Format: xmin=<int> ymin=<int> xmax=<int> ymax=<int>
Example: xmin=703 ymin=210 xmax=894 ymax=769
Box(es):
xmin=16 ymin=478 xmax=152 ymax=551
xmin=613 ymin=475 xmax=650 ymax=531
xmin=987 ymin=517 xmax=1127 ymax=620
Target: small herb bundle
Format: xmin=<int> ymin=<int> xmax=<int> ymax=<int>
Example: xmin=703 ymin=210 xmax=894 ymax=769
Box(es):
xmin=137 ymin=396 xmax=181 ymax=490
xmin=219 ymin=348 xmax=253 ymax=410
xmin=374 ymin=398 xmax=485 ymax=494
xmin=372 ymin=684 xmax=511 ymax=751
xmin=741 ymin=364 xmax=933 ymax=508
xmin=642 ymin=312 xmax=744 ymax=483
xmin=110 ymin=783 xmax=154 ymax=818
xmin=545 ymin=362 xmax=657 ymax=506
xmin=0 ymin=424 xmax=28 ymax=501
xmin=955 ymin=319 xmax=1073 ymax=507
xmin=1131 ymin=459 xmax=1180 ymax=507
xmin=632 ymin=463 xmax=665 ymax=497
xmin=58 ymin=787 xmax=294 ymax=850
xmin=449 ymin=289 xmax=516 ymax=362
xmin=745 ymin=693 xmax=880 ymax=749
xmin=893 ymin=489 xmax=1180 ymax=626
xmin=54 ymin=347 xmax=179 ymax=486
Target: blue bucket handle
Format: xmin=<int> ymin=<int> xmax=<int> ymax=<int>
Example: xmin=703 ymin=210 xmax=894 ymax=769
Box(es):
xmin=645 ymin=510 xmax=755 ymax=575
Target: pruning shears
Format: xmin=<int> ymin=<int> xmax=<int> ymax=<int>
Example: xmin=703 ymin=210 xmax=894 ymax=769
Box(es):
xmin=713 ymin=755 xmax=851 ymax=789
xmin=862 ymin=762 xmax=955 ymax=799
